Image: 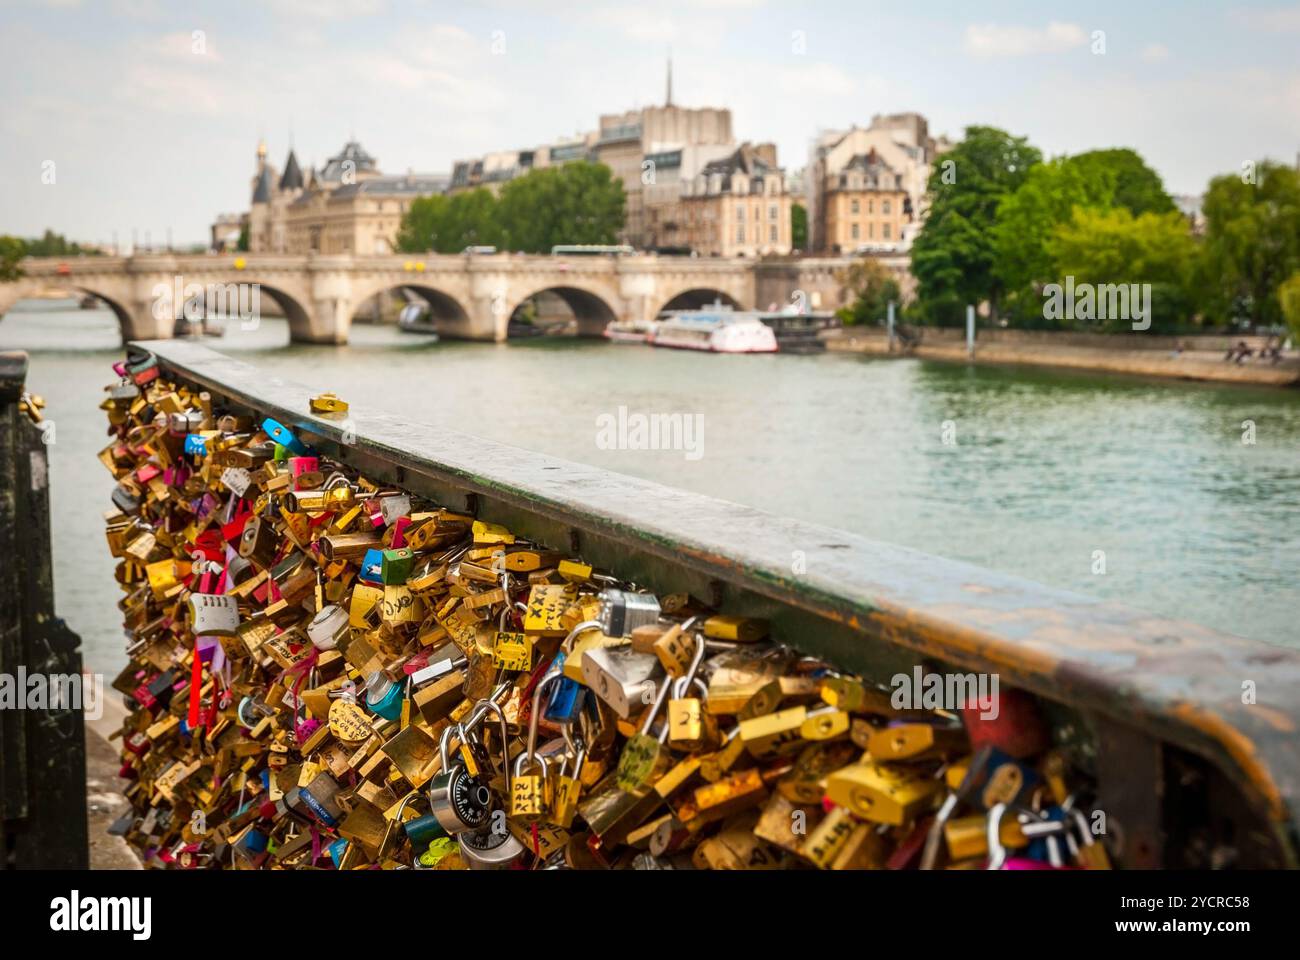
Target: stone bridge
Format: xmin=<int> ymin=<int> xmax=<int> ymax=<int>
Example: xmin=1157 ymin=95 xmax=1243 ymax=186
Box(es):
xmin=0 ymin=252 xmax=901 ymax=344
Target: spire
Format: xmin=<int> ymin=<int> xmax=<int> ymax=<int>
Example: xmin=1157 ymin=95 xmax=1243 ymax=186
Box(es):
xmin=280 ymin=149 xmax=304 ymax=191
xmin=666 ymin=52 xmax=673 ymax=106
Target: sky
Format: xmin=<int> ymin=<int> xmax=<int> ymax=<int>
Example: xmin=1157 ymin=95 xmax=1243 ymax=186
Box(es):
xmin=1 ymin=0 xmax=1298 ymax=247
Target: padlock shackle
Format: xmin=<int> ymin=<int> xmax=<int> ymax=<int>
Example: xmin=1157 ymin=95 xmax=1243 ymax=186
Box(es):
xmin=526 ymin=671 xmax=565 ymax=763
xmin=561 ymin=619 xmax=603 ymax=653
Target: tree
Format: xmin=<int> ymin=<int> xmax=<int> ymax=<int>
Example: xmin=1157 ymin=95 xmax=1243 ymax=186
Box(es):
xmin=236 ymin=223 xmax=250 ymax=252
xmin=0 ymin=236 xmax=25 ymax=281
xmin=911 ymin=126 xmax=1041 ymax=323
xmin=835 ymin=258 xmax=900 ymax=325
xmin=992 ymin=148 xmax=1173 ymax=323
xmin=992 ymin=157 xmax=1116 ymax=301
xmin=496 ymin=162 xmax=625 ymax=252
xmin=1048 ymin=207 xmax=1200 ymax=332
xmin=1202 ymin=162 xmax=1300 ymax=326
xmin=1067 ymin=148 xmax=1175 ymax=216
xmin=1280 ymin=272 xmax=1300 ymax=342
xmin=22 ymin=229 xmax=99 ymax=257
xmin=791 ymin=203 xmax=808 ymax=251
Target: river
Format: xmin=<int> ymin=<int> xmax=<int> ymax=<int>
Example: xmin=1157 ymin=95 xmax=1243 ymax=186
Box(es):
xmin=4 ymin=299 xmax=1298 ymax=672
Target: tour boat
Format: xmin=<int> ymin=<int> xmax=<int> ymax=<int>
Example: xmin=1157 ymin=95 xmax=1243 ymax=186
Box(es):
xmin=397 ymin=302 xmax=440 ymax=339
xmin=604 ymin=319 xmax=652 ymax=343
xmin=648 ymin=307 xmax=778 ymax=354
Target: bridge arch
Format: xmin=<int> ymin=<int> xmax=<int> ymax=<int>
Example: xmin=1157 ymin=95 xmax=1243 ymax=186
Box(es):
xmin=506 ymin=282 xmax=620 ymax=338
xmin=653 ymin=287 xmax=745 ymax=318
xmin=347 ymin=280 xmax=472 ymax=338
xmin=58 ymin=286 xmax=133 ymax=332
xmin=236 ymin=282 xmax=312 ymax=343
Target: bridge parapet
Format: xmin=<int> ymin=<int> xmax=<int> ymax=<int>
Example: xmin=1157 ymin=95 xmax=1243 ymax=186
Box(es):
xmin=126 ymin=337 xmax=1300 ymax=867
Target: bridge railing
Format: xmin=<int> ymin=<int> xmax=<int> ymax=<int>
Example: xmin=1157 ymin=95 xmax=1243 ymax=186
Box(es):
xmin=0 ymin=352 xmax=88 ymax=869
xmin=130 ymin=338 xmax=1300 ymax=866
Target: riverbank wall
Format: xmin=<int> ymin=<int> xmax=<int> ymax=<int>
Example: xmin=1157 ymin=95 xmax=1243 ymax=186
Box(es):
xmin=824 ymin=328 xmax=1300 ymax=386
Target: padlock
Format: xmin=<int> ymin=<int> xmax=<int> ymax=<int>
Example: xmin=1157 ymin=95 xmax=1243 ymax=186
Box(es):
xmin=427 ymin=724 xmax=493 ymax=835
xmin=458 ymin=825 xmax=527 ymax=870
xmin=549 ymin=739 xmax=586 ymax=830
xmin=581 ymin=644 xmax=662 ymax=719
xmin=616 ymin=675 xmax=674 ymax=796
xmin=511 ymin=677 xmax=558 ymax=823
xmin=596 ymin=588 xmax=662 ymax=637
xmin=824 ymin=761 xmax=941 ymax=826
xmin=306 ymin=604 xmax=348 ymax=651
xmin=985 ymin=803 xmax=1076 ymax=870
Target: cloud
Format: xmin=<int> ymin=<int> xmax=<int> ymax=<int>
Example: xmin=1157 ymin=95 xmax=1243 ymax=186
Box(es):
xmin=1141 ymin=42 xmax=1170 ymax=62
xmin=964 ymin=21 xmax=1088 ymax=58
xmin=777 ymin=62 xmax=856 ymax=97
xmin=265 ymin=0 xmax=384 ymax=19
xmin=1230 ymin=6 xmax=1300 ymax=32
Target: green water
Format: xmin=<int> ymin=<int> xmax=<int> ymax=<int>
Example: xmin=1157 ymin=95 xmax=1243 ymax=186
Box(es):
xmin=4 ymin=300 xmax=1299 ymax=671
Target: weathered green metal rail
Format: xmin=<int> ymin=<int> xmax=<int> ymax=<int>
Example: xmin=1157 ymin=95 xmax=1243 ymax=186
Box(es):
xmin=136 ymin=339 xmax=1300 ymax=867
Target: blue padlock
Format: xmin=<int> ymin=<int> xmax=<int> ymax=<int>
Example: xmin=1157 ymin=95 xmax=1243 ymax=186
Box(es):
xmin=327 ymin=838 xmax=348 ymax=868
xmin=543 ymin=655 xmax=587 ymax=724
xmin=365 ymin=672 xmax=405 ymax=722
xmin=358 ymin=548 xmax=384 ymax=585
xmin=261 ymin=417 xmax=309 ymax=456
xmin=183 ymin=434 xmax=207 ymax=456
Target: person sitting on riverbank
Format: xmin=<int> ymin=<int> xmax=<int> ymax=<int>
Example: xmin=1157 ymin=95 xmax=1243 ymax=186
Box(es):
xmin=1259 ymin=338 xmax=1283 ymax=364
xmin=1224 ymin=340 xmax=1253 ymax=364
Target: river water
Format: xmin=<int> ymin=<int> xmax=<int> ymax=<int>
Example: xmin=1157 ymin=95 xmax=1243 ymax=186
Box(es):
xmin=4 ymin=299 xmax=1298 ymax=672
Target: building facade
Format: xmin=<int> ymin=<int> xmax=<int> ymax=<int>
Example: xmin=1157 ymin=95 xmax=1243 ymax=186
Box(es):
xmin=680 ymin=143 xmax=793 ymax=258
xmin=448 ymin=66 xmax=746 ymax=251
xmin=236 ymin=140 xmax=446 ymax=255
xmin=807 ymin=112 xmax=951 ymax=253
xmin=820 ymin=149 xmax=910 ymax=252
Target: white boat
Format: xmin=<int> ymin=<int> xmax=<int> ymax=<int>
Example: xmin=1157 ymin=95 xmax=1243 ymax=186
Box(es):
xmin=397 ymin=302 xmax=440 ymax=339
xmin=648 ymin=307 xmax=778 ymax=354
xmin=604 ymin=320 xmax=652 ymax=343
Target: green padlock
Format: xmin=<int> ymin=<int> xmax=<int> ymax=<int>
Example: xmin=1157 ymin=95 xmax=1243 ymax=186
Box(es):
xmin=381 ymin=547 xmax=414 ymax=585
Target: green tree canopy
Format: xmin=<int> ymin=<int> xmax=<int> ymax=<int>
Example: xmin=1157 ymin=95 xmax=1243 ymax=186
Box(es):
xmin=397 ymin=162 xmax=626 ymax=254
xmin=496 ymin=162 xmax=625 ymax=252
xmin=836 ymin=258 xmax=900 ymax=326
xmin=1067 ymin=148 xmax=1175 ymax=216
xmin=1048 ymin=207 xmax=1200 ymax=331
xmin=1279 ymin=272 xmax=1300 ymax=341
xmin=911 ymin=125 xmax=1041 ymax=322
xmin=991 ymin=147 xmax=1176 ymax=322
xmin=1201 ymin=162 xmax=1300 ymax=326
xmin=0 ymin=236 xmax=26 ymax=281
xmin=791 ymin=203 xmax=808 ymax=251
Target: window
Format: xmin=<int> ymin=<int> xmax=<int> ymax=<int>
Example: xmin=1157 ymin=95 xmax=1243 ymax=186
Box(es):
xmin=736 ymin=225 xmax=745 ymax=243
xmin=851 ymin=199 xmax=860 ymax=214
xmin=868 ymin=223 xmax=874 ymax=239
xmin=769 ymin=204 xmax=777 ymax=220
xmin=736 ymin=205 xmax=745 ymax=222
xmin=883 ymin=223 xmax=891 ymax=239
xmin=851 ymin=223 xmax=860 ymax=240
xmin=770 ymin=224 xmax=778 ymax=242
xmin=883 ymin=200 xmax=891 ymax=215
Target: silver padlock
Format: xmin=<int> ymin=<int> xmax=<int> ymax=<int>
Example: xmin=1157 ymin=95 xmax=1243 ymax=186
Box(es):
xmin=458 ymin=825 xmax=527 ymax=870
xmin=596 ymin=588 xmax=661 ymax=638
xmin=581 ymin=644 xmax=663 ymax=719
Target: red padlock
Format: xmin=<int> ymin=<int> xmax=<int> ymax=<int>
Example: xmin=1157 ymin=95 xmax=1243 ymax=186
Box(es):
xmin=960 ymin=686 xmax=1049 ymax=760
